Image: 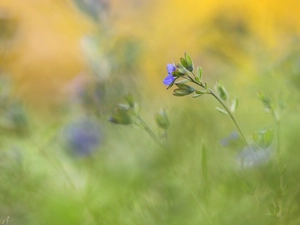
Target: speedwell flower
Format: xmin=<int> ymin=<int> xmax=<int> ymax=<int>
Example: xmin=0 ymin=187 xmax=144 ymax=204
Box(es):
xmin=163 ymin=63 xmax=176 ymax=86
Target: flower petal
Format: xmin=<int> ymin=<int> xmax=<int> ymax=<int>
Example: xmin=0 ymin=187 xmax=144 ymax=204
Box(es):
xmin=167 ymin=63 xmax=176 ymax=75
xmin=163 ymin=74 xmax=175 ymax=86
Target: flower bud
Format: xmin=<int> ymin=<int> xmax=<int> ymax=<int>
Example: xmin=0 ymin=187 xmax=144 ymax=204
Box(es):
xmin=173 ymin=84 xmax=194 ymax=96
xmin=155 ymin=109 xmax=170 ymax=129
xmin=109 ymin=105 xmax=132 ymax=125
xmin=216 ymin=81 xmax=228 ymax=101
xmin=184 ymin=52 xmax=194 ymax=72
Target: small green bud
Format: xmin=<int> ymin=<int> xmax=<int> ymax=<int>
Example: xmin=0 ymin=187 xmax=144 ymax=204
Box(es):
xmin=155 ymin=109 xmax=170 ymax=129
xmin=257 ymin=91 xmax=271 ymax=109
xmin=175 ymin=83 xmax=193 ymax=90
xmin=216 ymin=81 xmax=228 ymax=101
xmin=124 ymin=94 xmax=135 ymax=108
xmin=173 ymin=64 xmax=186 ymax=77
xmin=174 ymin=83 xmax=195 ymax=96
xmin=180 ymin=57 xmax=189 ymax=70
xmin=184 ymin=52 xmax=194 ymax=72
xmin=109 ymin=105 xmax=132 ymax=125
xmin=173 ymin=87 xmax=194 ymax=96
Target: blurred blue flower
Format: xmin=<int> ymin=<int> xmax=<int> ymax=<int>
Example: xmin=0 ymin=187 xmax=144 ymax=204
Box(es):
xmin=237 ymin=144 xmax=271 ymax=169
xmin=220 ymin=131 xmax=239 ymax=146
xmin=63 ymin=118 xmax=102 ymax=156
xmin=163 ymin=64 xmax=176 ymax=85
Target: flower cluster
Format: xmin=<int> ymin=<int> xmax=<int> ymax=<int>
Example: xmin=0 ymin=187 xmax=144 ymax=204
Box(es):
xmin=163 ymin=53 xmax=193 ymax=88
xmin=163 ymin=52 xmax=276 ymax=164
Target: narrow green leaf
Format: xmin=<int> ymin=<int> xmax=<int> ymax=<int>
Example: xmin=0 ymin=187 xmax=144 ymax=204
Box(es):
xmin=196 ymin=66 xmax=203 ymax=81
xmin=192 ymin=94 xmax=204 ymax=98
xmin=195 ymin=90 xmax=207 ymax=94
xmin=175 ymin=79 xmax=189 ymax=84
xmin=201 ymin=142 xmax=207 ymax=181
xmin=180 ymin=57 xmax=189 ymax=70
xmin=230 ymin=97 xmax=239 ymax=113
xmin=204 ymin=82 xmax=208 ymax=91
xmin=215 ymin=107 xmax=228 ymax=115
xmin=195 ymin=66 xmax=203 ymax=83
xmin=184 ymin=52 xmax=194 ymax=72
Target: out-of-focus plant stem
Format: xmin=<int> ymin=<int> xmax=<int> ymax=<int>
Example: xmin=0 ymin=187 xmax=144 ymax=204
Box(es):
xmin=187 ymin=74 xmax=251 ymax=149
xmin=30 ymin=127 xmax=104 ymax=225
xmin=271 ymin=109 xmax=284 ymax=224
xmin=134 ymin=114 xmax=164 ymax=148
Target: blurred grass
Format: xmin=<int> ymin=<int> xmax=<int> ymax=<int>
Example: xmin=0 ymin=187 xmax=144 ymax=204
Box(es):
xmin=1 ymin=0 xmax=300 ymax=225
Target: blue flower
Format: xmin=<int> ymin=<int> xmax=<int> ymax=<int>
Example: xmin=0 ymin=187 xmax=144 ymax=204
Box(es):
xmin=167 ymin=63 xmax=176 ymax=75
xmin=220 ymin=131 xmax=239 ymax=146
xmin=63 ymin=118 xmax=102 ymax=156
xmin=163 ymin=64 xmax=176 ymax=86
xmin=237 ymin=144 xmax=271 ymax=169
xmin=163 ymin=74 xmax=175 ymax=86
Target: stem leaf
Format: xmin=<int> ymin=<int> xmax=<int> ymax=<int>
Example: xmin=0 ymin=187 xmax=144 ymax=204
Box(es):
xmin=196 ymin=66 xmax=203 ymax=82
xmin=215 ymin=107 xmax=228 ymax=115
xmin=230 ymin=97 xmax=239 ymax=113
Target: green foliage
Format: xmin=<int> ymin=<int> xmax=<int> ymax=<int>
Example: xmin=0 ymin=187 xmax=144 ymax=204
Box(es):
xmin=195 ymin=66 xmax=203 ymax=83
xmin=109 ymin=104 xmax=132 ymax=125
xmin=253 ymin=128 xmax=274 ymax=149
xmin=184 ymin=52 xmax=194 ymax=72
xmin=230 ymin=97 xmax=238 ymax=113
xmin=155 ymin=109 xmax=170 ymax=130
xmin=1 ymin=18 xmax=300 ymax=225
xmin=174 ymin=64 xmax=187 ymax=77
xmin=216 ymin=80 xmax=229 ymax=101
xmin=173 ymin=83 xmax=195 ymax=96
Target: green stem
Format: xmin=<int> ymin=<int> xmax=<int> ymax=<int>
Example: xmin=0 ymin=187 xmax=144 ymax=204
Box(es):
xmin=271 ymin=110 xmax=283 ymax=223
xmin=134 ymin=115 xmax=164 ymax=148
xmin=187 ymin=75 xmax=250 ymax=148
xmin=208 ymin=88 xmax=250 ymax=148
xmin=30 ymin=132 xmax=104 ymax=225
